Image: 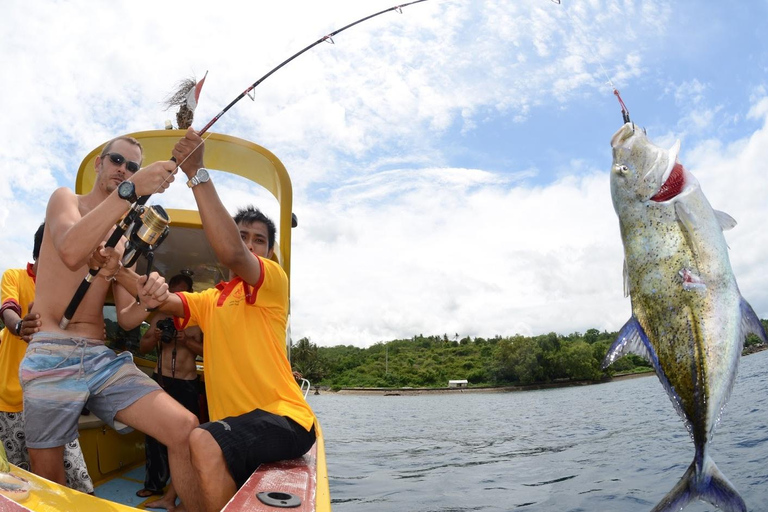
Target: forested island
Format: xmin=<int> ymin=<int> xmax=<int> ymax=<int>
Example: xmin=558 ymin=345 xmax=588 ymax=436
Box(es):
xmin=291 ymin=320 xmax=768 ymax=391
xmin=3 ymin=318 xmax=764 ymax=392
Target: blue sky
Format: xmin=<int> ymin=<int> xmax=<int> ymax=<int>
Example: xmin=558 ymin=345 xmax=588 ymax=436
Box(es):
xmin=1 ymin=0 xmax=767 ymax=347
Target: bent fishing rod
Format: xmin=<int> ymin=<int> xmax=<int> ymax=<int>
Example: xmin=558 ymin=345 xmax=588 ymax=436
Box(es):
xmin=60 ymin=0 xmax=428 ymax=329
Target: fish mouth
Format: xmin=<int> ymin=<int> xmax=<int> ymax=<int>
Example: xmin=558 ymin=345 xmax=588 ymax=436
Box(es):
xmin=610 ymin=122 xmax=636 ymax=148
xmin=650 ymin=162 xmax=685 ymax=202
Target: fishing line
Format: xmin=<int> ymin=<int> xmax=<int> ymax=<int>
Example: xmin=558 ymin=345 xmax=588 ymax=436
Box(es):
xmin=197 ymin=0 xmax=428 ymax=135
xmin=164 ymin=1 xmax=431 ymax=195
xmin=60 ymin=1 xmax=428 ymax=328
xmin=554 ymin=0 xmax=631 ymax=122
xmin=146 ymin=132 xmax=213 ymax=197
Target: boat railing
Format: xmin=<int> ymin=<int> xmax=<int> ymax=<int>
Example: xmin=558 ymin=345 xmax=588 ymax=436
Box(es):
xmin=300 ymin=378 xmax=311 ymax=399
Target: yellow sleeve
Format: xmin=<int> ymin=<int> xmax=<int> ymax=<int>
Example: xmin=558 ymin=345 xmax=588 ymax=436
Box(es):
xmin=1 ymin=269 xmax=21 ymax=303
xmin=175 ymin=288 xmax=218 ymax=331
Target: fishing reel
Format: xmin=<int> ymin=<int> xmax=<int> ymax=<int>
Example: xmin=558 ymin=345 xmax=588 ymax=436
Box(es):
xmin=122 ymin=204 xmax=171 ymax=273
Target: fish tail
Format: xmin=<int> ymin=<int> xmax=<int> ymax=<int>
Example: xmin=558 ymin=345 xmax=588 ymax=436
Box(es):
xmin=651 ymin=455 xmax=746 ymax=512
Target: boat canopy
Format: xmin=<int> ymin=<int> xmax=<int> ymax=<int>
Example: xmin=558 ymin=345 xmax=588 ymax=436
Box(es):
xmin=75 ymin=130 xmax=293 ymax=294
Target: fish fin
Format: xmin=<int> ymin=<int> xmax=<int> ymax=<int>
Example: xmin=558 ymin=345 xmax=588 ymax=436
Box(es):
xmin=715 ymin=210 xmax=737 ymax=231
xmin=674 ymin=201 xmax=696 ymax=234
xmin=602 ymin=317 xmax=652 ymax=368
xmin=650 ymin=455 xmax=746 ymax=512
xmin=604 ymin=318 xmax=690 ymax=429
xmin=741 ymin=298 xmax=768 ymax=344
xmin=675 ymin=201 xmax=710 ymax=259
xmin=622 ymin=259 xmax=630 ymax=297
xmin=709 ymin=298 xmax=765 ymax=433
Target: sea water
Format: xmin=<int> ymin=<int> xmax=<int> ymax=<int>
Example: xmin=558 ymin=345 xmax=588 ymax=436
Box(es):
xmin=310 ymin=350 xmax=768 ymax=511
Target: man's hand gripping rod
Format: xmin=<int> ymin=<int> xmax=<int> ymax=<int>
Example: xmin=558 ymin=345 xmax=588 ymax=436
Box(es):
xmin=58 ymin=146 xmax=203 ymax=329
xmin=59 ymin=0 xmax=426 ymax=329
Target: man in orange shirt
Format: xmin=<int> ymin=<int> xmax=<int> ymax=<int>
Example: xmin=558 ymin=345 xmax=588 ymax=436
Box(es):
xmin=0 ymin=224 xmax=93 ymax=493
xmin=149 ymin=129 xmax=316 ymax=512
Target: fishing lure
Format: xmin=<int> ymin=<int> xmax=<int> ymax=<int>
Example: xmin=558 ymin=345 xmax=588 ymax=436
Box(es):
xmin=60 ymin=0 xmax=429 ymax=328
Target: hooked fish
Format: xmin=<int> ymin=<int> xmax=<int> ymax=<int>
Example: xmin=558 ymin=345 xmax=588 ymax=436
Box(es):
xmin=603 ymin=122 xmax=766 ymax=512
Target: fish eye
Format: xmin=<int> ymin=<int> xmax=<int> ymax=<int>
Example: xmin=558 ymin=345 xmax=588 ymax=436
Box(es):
xmin=614 ymin=164 xmax=629 ymax=175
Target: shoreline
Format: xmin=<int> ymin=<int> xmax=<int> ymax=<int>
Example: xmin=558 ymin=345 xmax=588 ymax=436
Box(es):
xmin=331 ymin=371 xmax=655 ymax=396
xmin=326 ymin=347 xmax=767 ymax=396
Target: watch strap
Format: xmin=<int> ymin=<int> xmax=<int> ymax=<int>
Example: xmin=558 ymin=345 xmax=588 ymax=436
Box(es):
xmin=118 ymin=181 xmax=137 ymax=203
xmin=187 ymin=168 xmax=209 ymax=188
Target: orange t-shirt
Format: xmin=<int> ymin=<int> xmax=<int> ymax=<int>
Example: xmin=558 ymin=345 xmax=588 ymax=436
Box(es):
xmin=175 ymin=257 xmax=314 ymax=431
xmin=0 ymin=265 xmax=36 ymax=412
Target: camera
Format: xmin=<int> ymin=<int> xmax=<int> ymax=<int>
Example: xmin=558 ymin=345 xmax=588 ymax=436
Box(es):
xmin=157 ymin=318 xmax=177 ymax=344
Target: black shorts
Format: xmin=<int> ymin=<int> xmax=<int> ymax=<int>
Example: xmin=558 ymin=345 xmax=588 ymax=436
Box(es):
xmin=199 ymin=409 xmax=316 ymax=488
xmin=152 ymin=372 xmax=200 ymax=418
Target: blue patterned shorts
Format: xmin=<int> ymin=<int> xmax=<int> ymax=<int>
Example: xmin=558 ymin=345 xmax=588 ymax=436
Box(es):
xmin=20 ymin=332 xmax=160 ymax=449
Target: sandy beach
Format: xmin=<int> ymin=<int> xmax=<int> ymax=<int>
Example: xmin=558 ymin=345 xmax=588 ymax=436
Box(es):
xmin=328 ymin=371 xmax=654 ymax=396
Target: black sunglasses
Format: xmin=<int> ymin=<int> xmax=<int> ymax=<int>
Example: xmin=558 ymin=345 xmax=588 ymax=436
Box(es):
xmin=104 ymin=153 xmax=140 ymax=173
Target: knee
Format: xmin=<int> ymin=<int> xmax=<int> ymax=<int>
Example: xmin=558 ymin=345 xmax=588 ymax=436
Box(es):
xmin=168 ymin=410 xmax=199 ymax=447
xmin=189 ymin=428 xmax=221 ymax=472
xmin=179 ymin=410 xmax=199 ymax=435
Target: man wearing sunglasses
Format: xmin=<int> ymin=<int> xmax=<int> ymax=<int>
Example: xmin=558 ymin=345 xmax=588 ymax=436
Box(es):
xmin=21 ymin=135 xmax=202 ymax=510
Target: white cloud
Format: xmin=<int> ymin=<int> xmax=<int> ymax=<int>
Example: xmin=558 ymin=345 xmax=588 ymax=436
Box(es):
xmin=1 ymin=0 xmax=764 ymax=348
xmin=290 ymin=100 xmax=768 ymax=346
xmin=290 ymin=163 xmax=628 ymax=345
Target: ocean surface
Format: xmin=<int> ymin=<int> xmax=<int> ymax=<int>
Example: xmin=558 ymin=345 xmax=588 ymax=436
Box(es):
xmin=309 ymin=350 xmax=768 ymax=512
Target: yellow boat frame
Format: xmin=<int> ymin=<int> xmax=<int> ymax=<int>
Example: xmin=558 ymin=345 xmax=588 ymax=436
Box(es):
xmin=0 ymin=131 xmax=330 ymax=511
xmin=76 ymin=130 xmax=294 ymax=285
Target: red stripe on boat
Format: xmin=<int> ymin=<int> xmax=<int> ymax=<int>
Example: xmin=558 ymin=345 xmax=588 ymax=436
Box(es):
xmin=0 ymin=494 xmax=34 ymax=512
xmin=222 ymin=441 xmax=318 ymax=512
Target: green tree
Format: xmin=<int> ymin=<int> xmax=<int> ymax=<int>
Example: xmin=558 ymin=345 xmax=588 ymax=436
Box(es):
xmin=558 ymin=340 xmax=602 ymax=381
xmin=291 ymin=337 xmax=325 ymax=382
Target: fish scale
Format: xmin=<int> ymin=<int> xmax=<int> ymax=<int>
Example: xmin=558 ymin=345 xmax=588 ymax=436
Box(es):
xmin=604 ymin=122 xmax=766 ymax=512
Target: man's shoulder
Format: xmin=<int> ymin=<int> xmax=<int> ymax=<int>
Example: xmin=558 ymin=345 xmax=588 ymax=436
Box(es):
xmin=46 ymin=186 xmax=80 ymax=212
xmin=1 ymin=268 xmax=25 ymax=283
xmin=49 ymin=186 xmax=77 ymax=199
xmin=261 ymin=257 xmax=288 ymax=282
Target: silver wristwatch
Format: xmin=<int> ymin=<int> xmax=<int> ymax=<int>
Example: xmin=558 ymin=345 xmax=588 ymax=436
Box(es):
xmin=187 ymin=168 xmax=210 ymax=188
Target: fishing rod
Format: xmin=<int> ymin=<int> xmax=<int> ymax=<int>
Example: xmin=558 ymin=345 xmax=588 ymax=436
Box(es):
xmin=553 ymin=0 xmax=631 ymax=123
xmin=198 ymin=0 xmax=428 ymax=134
xmin=60 ymin=0 xmax=429 ymax=329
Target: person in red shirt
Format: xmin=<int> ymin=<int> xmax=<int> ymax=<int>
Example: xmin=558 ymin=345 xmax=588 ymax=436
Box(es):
xmin=153 ymin=130 xmax=316 ymax=512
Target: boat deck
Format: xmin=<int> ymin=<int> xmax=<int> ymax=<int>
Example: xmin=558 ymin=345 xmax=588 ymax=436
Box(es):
xmin=92 ymin=463 xmax=158 ymax=509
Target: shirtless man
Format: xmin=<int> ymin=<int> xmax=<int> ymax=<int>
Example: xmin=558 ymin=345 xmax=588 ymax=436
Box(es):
xmin=21 ymin=136 xmax=200 ymax=510
xmin=138 ymin=274 xmax=203 ymax=509
xmin=0 ymin=223 xmax=93 ymax=494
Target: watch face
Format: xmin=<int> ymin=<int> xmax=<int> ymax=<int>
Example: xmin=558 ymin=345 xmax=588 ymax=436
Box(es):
xmin=118 ymin=180 xmax=135 ymax=199
xmin=197 ymin=168 xmax=209 ymax=182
